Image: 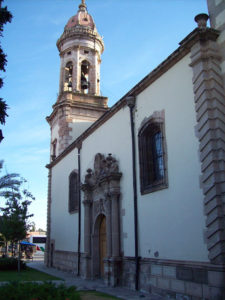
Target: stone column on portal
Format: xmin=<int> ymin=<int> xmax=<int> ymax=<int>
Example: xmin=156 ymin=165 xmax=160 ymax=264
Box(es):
xmin=83 ymin=198 xmax=92 ymax=256
xmin=111 ymin=192 xmax=120 ymax=257
xmin=82 ymin=194 xmax=92 ymax=279
xmin=106 ymin=197 xmax=112 ymax=257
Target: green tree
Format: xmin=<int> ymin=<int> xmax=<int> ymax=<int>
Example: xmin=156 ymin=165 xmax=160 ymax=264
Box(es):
xmin=0 ymin=161 xmax=35 ymax=270
xmin=0 ymin=186 xmax=34 ymax=270
xmin=0 ymin=160 xmax=21 ymax=199
xmin=0 ymin=0 xmax=12 ymax=141
xmin=1 ymin=192 xmax=34 ymax=240
xmin=0 ymin=232 xmax=4 ymax=248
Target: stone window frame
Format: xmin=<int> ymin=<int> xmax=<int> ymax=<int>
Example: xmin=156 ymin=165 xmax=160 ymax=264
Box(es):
xmin=68 ymin=170 xmax=79 ymax=213
xmin=138 ymin=111 xmax=168 ymax=195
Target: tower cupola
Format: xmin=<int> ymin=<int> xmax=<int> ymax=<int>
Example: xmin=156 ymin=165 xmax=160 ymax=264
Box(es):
xmin=47 ymin=0 xmax=108 ymax=157
xmin=57 ymin=0 xmax=104 ymax=95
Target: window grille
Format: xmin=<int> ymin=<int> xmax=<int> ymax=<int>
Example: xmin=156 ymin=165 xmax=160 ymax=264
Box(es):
xmin=138 ymin=120 xmax=167 ymax=194
xmin=69 ymin=171 xmax=79 ymax=213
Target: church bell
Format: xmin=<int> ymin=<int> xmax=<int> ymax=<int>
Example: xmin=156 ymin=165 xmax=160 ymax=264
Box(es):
xmin=81 ymin=74 xmax=88 ymax=90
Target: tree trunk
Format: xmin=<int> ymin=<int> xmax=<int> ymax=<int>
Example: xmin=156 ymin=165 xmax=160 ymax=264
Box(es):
xmin=17 ymin=242 xmax=21 ymax=273
xmin=5 ymin=241 xmax=8 ymax=256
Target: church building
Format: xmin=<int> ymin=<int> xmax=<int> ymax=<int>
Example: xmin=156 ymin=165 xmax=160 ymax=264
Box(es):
xmin=45 ymin=1 xmax=225 ymax=299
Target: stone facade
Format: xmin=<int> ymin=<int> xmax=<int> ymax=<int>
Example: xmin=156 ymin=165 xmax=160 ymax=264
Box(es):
xmin=53 ymin=250 xmax=78 ymax=273
xmin=121 ymin=258 xmax=225 ymax=300
xmin=46 ymin=92 xmax=108 ymax=155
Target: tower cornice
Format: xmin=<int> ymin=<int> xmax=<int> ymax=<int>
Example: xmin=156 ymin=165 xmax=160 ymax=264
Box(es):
xmin=57 ymin=26 xmax=104 ymax=53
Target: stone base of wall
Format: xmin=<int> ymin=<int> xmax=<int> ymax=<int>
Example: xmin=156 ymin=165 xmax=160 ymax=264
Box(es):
xmin=50 ymin=251 xmax=225 ymax=300
xmin=121 ymin=257 xmax=225 ymax=300
xmin=79 ymin=253 xmax=90 ymax=279
xmin=53 ymin=250 xmax=78 ymax=273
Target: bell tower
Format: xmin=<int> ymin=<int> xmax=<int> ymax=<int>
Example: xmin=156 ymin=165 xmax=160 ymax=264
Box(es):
xmin=47 ymin=0 xmax=108 ymax=158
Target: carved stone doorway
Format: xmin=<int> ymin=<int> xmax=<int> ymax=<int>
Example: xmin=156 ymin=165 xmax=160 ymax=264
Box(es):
xmin=82 ymin=153 xmax=122 ymax=286
xmin=99 ymin=215 xmax=107 ymax=277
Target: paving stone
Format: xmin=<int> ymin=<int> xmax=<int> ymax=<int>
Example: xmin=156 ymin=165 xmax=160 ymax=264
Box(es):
xmin=29 ymin=261 xmax=166 ymax=300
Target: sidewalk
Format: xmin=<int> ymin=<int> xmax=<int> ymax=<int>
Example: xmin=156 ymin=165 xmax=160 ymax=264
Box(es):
xmin=29 ymin=261 xmax=165 ymax=300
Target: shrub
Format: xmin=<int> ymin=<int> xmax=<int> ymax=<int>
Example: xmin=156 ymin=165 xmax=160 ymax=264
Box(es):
xmin=0 ymin=282 xmax=80 ymax=300
xmin=0 ymin=257 xmax=26 ymax=271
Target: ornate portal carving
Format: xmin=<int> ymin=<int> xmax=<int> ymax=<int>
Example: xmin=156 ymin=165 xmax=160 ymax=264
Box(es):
xmin=82 ymin=153 xmax=122 ymax=285
xmin=83 ymin=153 xmax=120 ymax=189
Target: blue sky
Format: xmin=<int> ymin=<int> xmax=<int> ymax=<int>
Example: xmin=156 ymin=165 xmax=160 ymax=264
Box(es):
xmin=0 ymin=0 xmax=208 ymax=230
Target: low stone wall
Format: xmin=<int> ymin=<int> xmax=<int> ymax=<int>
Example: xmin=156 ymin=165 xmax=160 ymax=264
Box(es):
xmin=121 ymin=257 xmax=225 ymax=300
xmin=53 ymin=250 xmax=78 ymax=273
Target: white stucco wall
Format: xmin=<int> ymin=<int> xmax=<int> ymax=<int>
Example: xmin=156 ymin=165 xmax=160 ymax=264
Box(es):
xmin=50 ymin=54 xmax=209 ymax=263
xmin=51 ymin=148 xmax=79 ymax=251
xmin=135 ymin=54 xmax=208 ymax=262
xmin=69 ymin=120 xmax=94 ymax=141
xmin=80 ymin=106 xmax=136 ymax=256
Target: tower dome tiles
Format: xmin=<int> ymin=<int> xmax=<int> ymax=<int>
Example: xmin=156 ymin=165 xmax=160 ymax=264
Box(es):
xmin=57 ymin=1 xmax=104 ymax=53
xmin=66 ymin=11 xmax=95 ymax=30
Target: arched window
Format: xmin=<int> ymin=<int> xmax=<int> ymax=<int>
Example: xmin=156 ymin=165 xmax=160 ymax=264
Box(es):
xmin=68 ymin=171 xmax=79 ymax=213
xmin=81 ymin=60 xmax=90 ymax=94
xmin=64 ymin=61 xmax=73 ymax=91
xmin=138 ymin=119 xmax=167 ymax=194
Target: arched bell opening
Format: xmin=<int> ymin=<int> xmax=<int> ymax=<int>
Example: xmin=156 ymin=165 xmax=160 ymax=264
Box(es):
xmin=81 ymin=60 xmax=90 ymax=94
xmin=92 ymin=213 xmax=107 ymax=278
xmin=64 ymin=61 xmax=73 ymax=92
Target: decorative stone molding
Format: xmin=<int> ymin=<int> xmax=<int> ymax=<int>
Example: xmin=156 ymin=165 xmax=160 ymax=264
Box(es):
xmin=190 ymin=24 xmax=225 ymax=264
xmin=207 ymin=0 xmax=225 ymax=86
xmin=138 ymin=110 xmax=168 ymax=195
xmin=81 ymin=153 xmax=122 ymax=285
xmin=57 ymin=26 xmax=104 ymax=53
